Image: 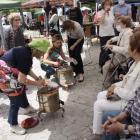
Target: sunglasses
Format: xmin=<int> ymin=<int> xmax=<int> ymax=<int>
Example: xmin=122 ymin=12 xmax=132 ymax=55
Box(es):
xmin=14 ymin=19 xmax=21 ymax=21
xmin=69 ymin=4 xmax=73 ymax=6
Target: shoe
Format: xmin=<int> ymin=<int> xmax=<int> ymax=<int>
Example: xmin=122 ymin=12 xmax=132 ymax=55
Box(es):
xmin=78 ymin=76 xmax=84 ymax=83
xmin=10 ymin=125 xmax=26 ymax=135
xmin=74 ymin=74 xmax=78 ymax=78
xmin=23 ymin=105 xmax=38 ymax=115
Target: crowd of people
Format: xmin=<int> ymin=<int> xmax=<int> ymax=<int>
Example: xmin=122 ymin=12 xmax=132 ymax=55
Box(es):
xmin=0 ymin=0 xmax=140 ymax=140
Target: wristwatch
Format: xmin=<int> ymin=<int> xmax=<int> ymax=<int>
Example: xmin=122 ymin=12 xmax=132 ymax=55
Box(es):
xmin=124 ymin=125 xmax=129 ymax=135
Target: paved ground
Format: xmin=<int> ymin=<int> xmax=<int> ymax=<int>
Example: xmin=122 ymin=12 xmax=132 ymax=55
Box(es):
xmin=0 ymin=38 xmax=103 ymax=140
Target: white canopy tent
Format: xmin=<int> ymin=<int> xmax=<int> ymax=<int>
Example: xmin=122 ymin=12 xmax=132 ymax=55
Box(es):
xmin=81 ymin=6 xmax=92 ymax=13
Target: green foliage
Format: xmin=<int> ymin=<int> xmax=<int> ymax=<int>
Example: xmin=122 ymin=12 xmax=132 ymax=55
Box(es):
xmin=1 ymin=9 xmax=18 ymax=16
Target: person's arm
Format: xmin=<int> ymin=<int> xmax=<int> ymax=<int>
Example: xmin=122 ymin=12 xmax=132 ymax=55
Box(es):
xmin=58 ymin=9 xmax=64 ymax=23
xmin=112 ymin=30 xmax=132 ymax=55
xmin=18 ymin=71 xmax=44 ymax=86
xmin=58 ymin=16 xmax=64 ymax=23
xmin=136 ymin=15 xmax=139 ymax=22
xmin=60 ymin=46 xmax=69 ymax=60
xmin=28 ymin=69 xmax=40 ymax=81
xmin=4 ymin=29 xmax=10 ymax=51
xmin=77 ymin=8 xmax=83 ymax=25
xmin=98 ymin=12 xmax=106 ymax=24
xmin=49 ymin=14 xmax=56 ymax=24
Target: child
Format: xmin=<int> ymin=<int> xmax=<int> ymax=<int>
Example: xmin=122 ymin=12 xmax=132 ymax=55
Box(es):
xmin=41 ymin=34 xmax=70 ymax=78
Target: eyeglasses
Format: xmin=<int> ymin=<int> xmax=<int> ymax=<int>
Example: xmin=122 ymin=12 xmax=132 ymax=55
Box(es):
xmin=14 ymin=19 xmax=21 ymax=21
xmin=69 ymin=4 xmax=73 ymax=6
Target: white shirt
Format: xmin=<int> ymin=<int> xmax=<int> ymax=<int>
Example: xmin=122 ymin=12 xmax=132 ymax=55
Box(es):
xmin=98 ymin=9 xmax=115 ymax=37
xmin=68 ymin=21 xmax=84 ymax=39
xmin=2 ymin=17 xmax=6 ymax=25
xmin=58 ymin=8 xmax=65 ymax=26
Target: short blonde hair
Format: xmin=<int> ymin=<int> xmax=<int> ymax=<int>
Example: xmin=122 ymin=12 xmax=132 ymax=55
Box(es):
xmin=8 ymin=13 xmax=20 ymax=25
xmin=101 ymin=0 xmax=113 ymax=9
xmin=31 ymin=48 xmax=44 ymax=59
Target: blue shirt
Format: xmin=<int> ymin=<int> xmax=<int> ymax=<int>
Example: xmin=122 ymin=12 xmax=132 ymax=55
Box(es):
xmin=113 ymin=3 xmax=131 ymax=16
xmin=0 ymin=46 xmax=32 ymax=75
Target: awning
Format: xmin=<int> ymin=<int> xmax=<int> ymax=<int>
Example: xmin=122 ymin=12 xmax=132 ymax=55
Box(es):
xmin=34 ymin=10 xmax=45 ymax=15
xmin=22 ymin=0 xmax=71 ymax=9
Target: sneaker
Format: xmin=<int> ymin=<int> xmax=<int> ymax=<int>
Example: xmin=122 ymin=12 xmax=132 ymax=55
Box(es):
xmin=10 ymin=125 xmax=26 ymax=135
xmin=23 ymin=105 xmax=38 ymax=115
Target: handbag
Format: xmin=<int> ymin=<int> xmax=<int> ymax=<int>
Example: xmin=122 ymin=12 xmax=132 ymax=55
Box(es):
xmin=107 ymin=94 xmax=121 ymax=101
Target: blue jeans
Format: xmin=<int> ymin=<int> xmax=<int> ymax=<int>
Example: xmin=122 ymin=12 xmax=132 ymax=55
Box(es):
xmin=41 ymin=63 xmax=55 ymax=78
xmin=8 ymin=86 xmax=29 ymax=125
xmin=102 ymin=110 xmax=138 ymax=140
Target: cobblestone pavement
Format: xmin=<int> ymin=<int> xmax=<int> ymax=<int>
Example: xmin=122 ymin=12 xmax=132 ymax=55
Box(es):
xmin=0 ymin=39 xmax=103 ymax=140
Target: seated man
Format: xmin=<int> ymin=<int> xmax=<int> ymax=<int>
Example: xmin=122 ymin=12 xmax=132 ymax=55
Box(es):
xmin=102 ymin=16 xmax=133 ymax=87
xmin=102 ymin=86 xmax=140 ymax=140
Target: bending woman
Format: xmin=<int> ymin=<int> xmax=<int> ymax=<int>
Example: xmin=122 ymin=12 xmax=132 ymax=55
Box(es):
xmin=93 ymin=29 xmax=140 ymax=138
xmin=0 ymin=38 xmax=50 ymax=135
xmin=63 ymin=20 xmax=84 ymax=83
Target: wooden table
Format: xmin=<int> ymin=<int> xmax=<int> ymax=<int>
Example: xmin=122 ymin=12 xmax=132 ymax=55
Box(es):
xmin=83 ymin=22 xmax=100 ymax=41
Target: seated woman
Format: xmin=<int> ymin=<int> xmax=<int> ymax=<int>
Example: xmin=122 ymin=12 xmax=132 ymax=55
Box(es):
xmin=93 ymin=28 xmax=140 ymax=138
xmin=41 ymin=34 xmax=70 ymax=79
xmin=103 ymin=15 xmax=133 ymax=86
xmin=0 ymin=38 xmax=50 ymax=135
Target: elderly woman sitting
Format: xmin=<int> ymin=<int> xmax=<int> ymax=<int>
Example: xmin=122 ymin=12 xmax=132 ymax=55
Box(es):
xmin=103 ymin=15 xmax=133 ymax=86
xmin=93 ymin=28 xmax=140 ymax=138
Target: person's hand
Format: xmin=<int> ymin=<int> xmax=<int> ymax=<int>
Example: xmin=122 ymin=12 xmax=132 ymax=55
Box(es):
xmin=119 ymin=74 xmax=124 ymax=80
xmin=64 ymin=39 xmax=68 ymax=43
xmin=104 ymin=6 xmax=110 ymax=13
xmin=106 ymin=85 xmax=117 ymax=97
xmin=106 ymin=40 xmax=112 ymax=45
xmin=115 ymin=11 xmax=121 ymax=16
xmin=70 ymin=45 xmax=75 ymax=51
xmin=37 ymin=79 xmax=45 ymax=86
xmin=53 ymin=62 xmax=60 ymax=67
xmin=103 ymin=45 xmax=113 ymax=51
xmin=104 ymin=117 xmax=125 ymax=135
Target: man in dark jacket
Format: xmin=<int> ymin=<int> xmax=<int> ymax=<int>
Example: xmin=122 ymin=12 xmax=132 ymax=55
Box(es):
xmin=66 ymin=1 xmax=83 ymax=26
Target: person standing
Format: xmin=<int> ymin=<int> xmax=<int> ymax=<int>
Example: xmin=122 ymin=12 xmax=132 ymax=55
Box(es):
xmin=4 ymin=13 xmax=25 ymax=51
xmin=0 ymin=38 xmax=50 ymax=135
xmin=136 ymin=7 xmax=140 ymax=23
xmin=63 ymin=20 xmax=84 ymax=82
xmin=49 ymin=6 xmax=59 ymax=37
xmin=66 ymin=1 xmax=83 ymax=26
xmin=113 ymin=0 xmax=131 ymax=36
xmin=58 ymin=3 xmax=66 ymax=33
xmin=98 ymin=0 xmax=115 ymax=69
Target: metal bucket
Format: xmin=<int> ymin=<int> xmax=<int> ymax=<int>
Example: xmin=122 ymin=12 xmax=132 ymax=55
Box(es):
xmin=57 ymin=65 xmax=75 ymax=86
xmin=37 ymin=87 xmax=60 ymax=113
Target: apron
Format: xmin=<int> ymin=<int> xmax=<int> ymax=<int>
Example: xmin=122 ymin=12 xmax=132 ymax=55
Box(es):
xmin=0 ymin=60 xmax=24 ymax=97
